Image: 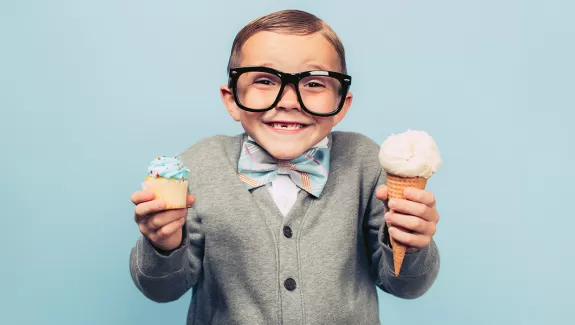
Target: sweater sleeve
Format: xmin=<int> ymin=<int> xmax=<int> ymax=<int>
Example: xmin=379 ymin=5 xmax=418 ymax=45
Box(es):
xmin=129 ymin=206 xmax=204 ymax=302
xmin=364 ymin=169 xmax=440 ymax=299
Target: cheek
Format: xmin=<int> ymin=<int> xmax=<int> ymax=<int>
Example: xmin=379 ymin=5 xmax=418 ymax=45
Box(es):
xmin=239 ymin=112 xmax=267 ymax=137
xmin=314 ymin=117 xmax=336 ymax=131
xmin=240 ymin=111 xmax=264 ymax=124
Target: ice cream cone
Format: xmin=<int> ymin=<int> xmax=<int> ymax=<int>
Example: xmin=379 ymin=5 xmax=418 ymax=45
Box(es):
xmin=386 ymin=173 xmax=427 ymax=276
xmin=378 ymin=129 xmax=442 ymax=276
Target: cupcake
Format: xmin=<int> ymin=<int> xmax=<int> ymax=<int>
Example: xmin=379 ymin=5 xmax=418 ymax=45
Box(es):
xmin=143 ymin=156 xmax=190 ymax=209
xmin=378 ymin=130 xmax=442 ymax=276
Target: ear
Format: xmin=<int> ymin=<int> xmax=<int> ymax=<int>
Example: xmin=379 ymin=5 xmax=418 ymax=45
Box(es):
xmin=333 ymin=91 xmax=353 ymax=126
xmin=220 ymin=85 xmax=241 ymax=121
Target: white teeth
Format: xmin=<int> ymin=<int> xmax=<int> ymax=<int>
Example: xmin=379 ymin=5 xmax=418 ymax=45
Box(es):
xmin=271 ymin=123 xmax=304 ymax=130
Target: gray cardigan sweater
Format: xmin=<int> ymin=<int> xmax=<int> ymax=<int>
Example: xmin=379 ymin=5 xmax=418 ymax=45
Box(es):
xmin=129 ymin=131 xmax=440 ymax=325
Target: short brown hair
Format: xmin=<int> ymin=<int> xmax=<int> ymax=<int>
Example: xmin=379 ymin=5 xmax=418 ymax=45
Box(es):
xmin=226 ymin=10 xmax=347 ymax=74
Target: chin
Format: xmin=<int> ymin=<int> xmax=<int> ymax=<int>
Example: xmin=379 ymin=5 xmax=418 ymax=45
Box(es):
xmin=267 ymin=147 xmax=304 ymax=160
xmin=262 ymin=143 xmax=308 ymax=160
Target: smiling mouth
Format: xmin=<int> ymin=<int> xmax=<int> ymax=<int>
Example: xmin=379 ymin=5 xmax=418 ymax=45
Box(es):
xmin=265 ymin=122 xmax=308 ymax=130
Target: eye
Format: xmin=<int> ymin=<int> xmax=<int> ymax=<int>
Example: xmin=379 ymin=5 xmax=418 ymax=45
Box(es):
xmin=254 ymin=78 xmax=275 ymax=85
xmin=305 ymin=80 xmax=326 ymax=88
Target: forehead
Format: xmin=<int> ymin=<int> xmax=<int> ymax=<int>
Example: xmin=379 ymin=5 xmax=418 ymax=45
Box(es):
xmin=239 ymin=31 xmax=340 ymax=72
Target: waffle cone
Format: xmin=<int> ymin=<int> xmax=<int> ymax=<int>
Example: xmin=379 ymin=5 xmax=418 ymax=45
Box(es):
xmin=143 ymin=176 xmax=188 ymax=209
xmin=386 ymin=174 xmax=427 ymax=276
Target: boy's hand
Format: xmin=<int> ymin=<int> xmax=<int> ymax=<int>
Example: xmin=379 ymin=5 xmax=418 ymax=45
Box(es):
xmin=131 ymin=190 xmax=195 ymax=252
xmin=376 ymin=185 xmax=440 ymax=253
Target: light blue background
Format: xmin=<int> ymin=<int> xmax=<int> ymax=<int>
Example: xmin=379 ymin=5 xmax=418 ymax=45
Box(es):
xmin=1 ymin=0 xmax=573 ymax=324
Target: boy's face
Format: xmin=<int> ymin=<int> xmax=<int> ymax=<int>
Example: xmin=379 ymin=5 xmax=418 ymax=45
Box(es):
xmin=220 ymin=31 xmax=353 ymax=160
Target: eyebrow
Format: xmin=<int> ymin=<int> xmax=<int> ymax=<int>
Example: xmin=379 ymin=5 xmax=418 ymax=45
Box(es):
xmin=304 ymin=63 xmax=331 ymax=71
xmin=258 ymin=63 xmax=277 ymax=69
xmin=253 ymin=62 xmax=333 ymax=72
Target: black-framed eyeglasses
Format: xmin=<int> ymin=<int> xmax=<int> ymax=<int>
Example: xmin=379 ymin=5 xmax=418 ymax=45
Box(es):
xmin=227 ymin=66 xmax=352 ymax=117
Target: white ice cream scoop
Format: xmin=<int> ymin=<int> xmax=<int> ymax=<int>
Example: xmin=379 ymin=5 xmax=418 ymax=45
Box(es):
xmin=378 ymin=129 xmax=442 ymax=179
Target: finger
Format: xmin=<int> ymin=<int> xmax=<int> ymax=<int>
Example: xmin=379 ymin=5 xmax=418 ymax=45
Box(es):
xmin=385 ymin=212 xmax=435 ymax=236
xmin=404 ymin=188 xmax=436 ymax=208
xmin=131 ymin=190 xmax=155 ymax=205
xmin=375 ymin=185 xmax=388 ymax=201
xmin=186 ymin=194 xmax=195 ymax=207
xmin=150 ymin=216 xmax=186 ymax=241
xmin=134 ymin=199 xmax=166 ymax=221
xmin=388 ymin=198 xmax=437 ymax=222
xmin=388 ymin=226 xmax=431 ymax=249
xmin=146 ymin=209 xmax=187 ymax=231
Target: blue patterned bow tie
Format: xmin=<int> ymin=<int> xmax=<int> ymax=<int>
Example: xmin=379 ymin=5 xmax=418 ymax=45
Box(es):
xmin=237 ymin=137 xmax=331 ymax=198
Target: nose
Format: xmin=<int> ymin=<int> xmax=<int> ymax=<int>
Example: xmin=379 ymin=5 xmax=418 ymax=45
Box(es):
xmin=275 ymin=84 xmax=301 ymax=112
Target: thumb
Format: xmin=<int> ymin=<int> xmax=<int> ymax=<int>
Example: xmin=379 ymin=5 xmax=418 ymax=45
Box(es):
xmin=375 ymin=185 xmax=388 ymax=201
xmin=186 ymin=194 xmax=196 ymax=207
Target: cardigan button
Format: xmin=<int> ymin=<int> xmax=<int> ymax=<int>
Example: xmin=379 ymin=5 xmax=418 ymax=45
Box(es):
xmin=284 ymin=278 xmax=296 ymax=291
xmin=283 ymin=226 xmax=293 ymax=238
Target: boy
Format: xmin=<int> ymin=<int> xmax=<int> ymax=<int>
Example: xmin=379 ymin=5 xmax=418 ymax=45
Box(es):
xmin=129 ymin=9 xmax=440 ymax=325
